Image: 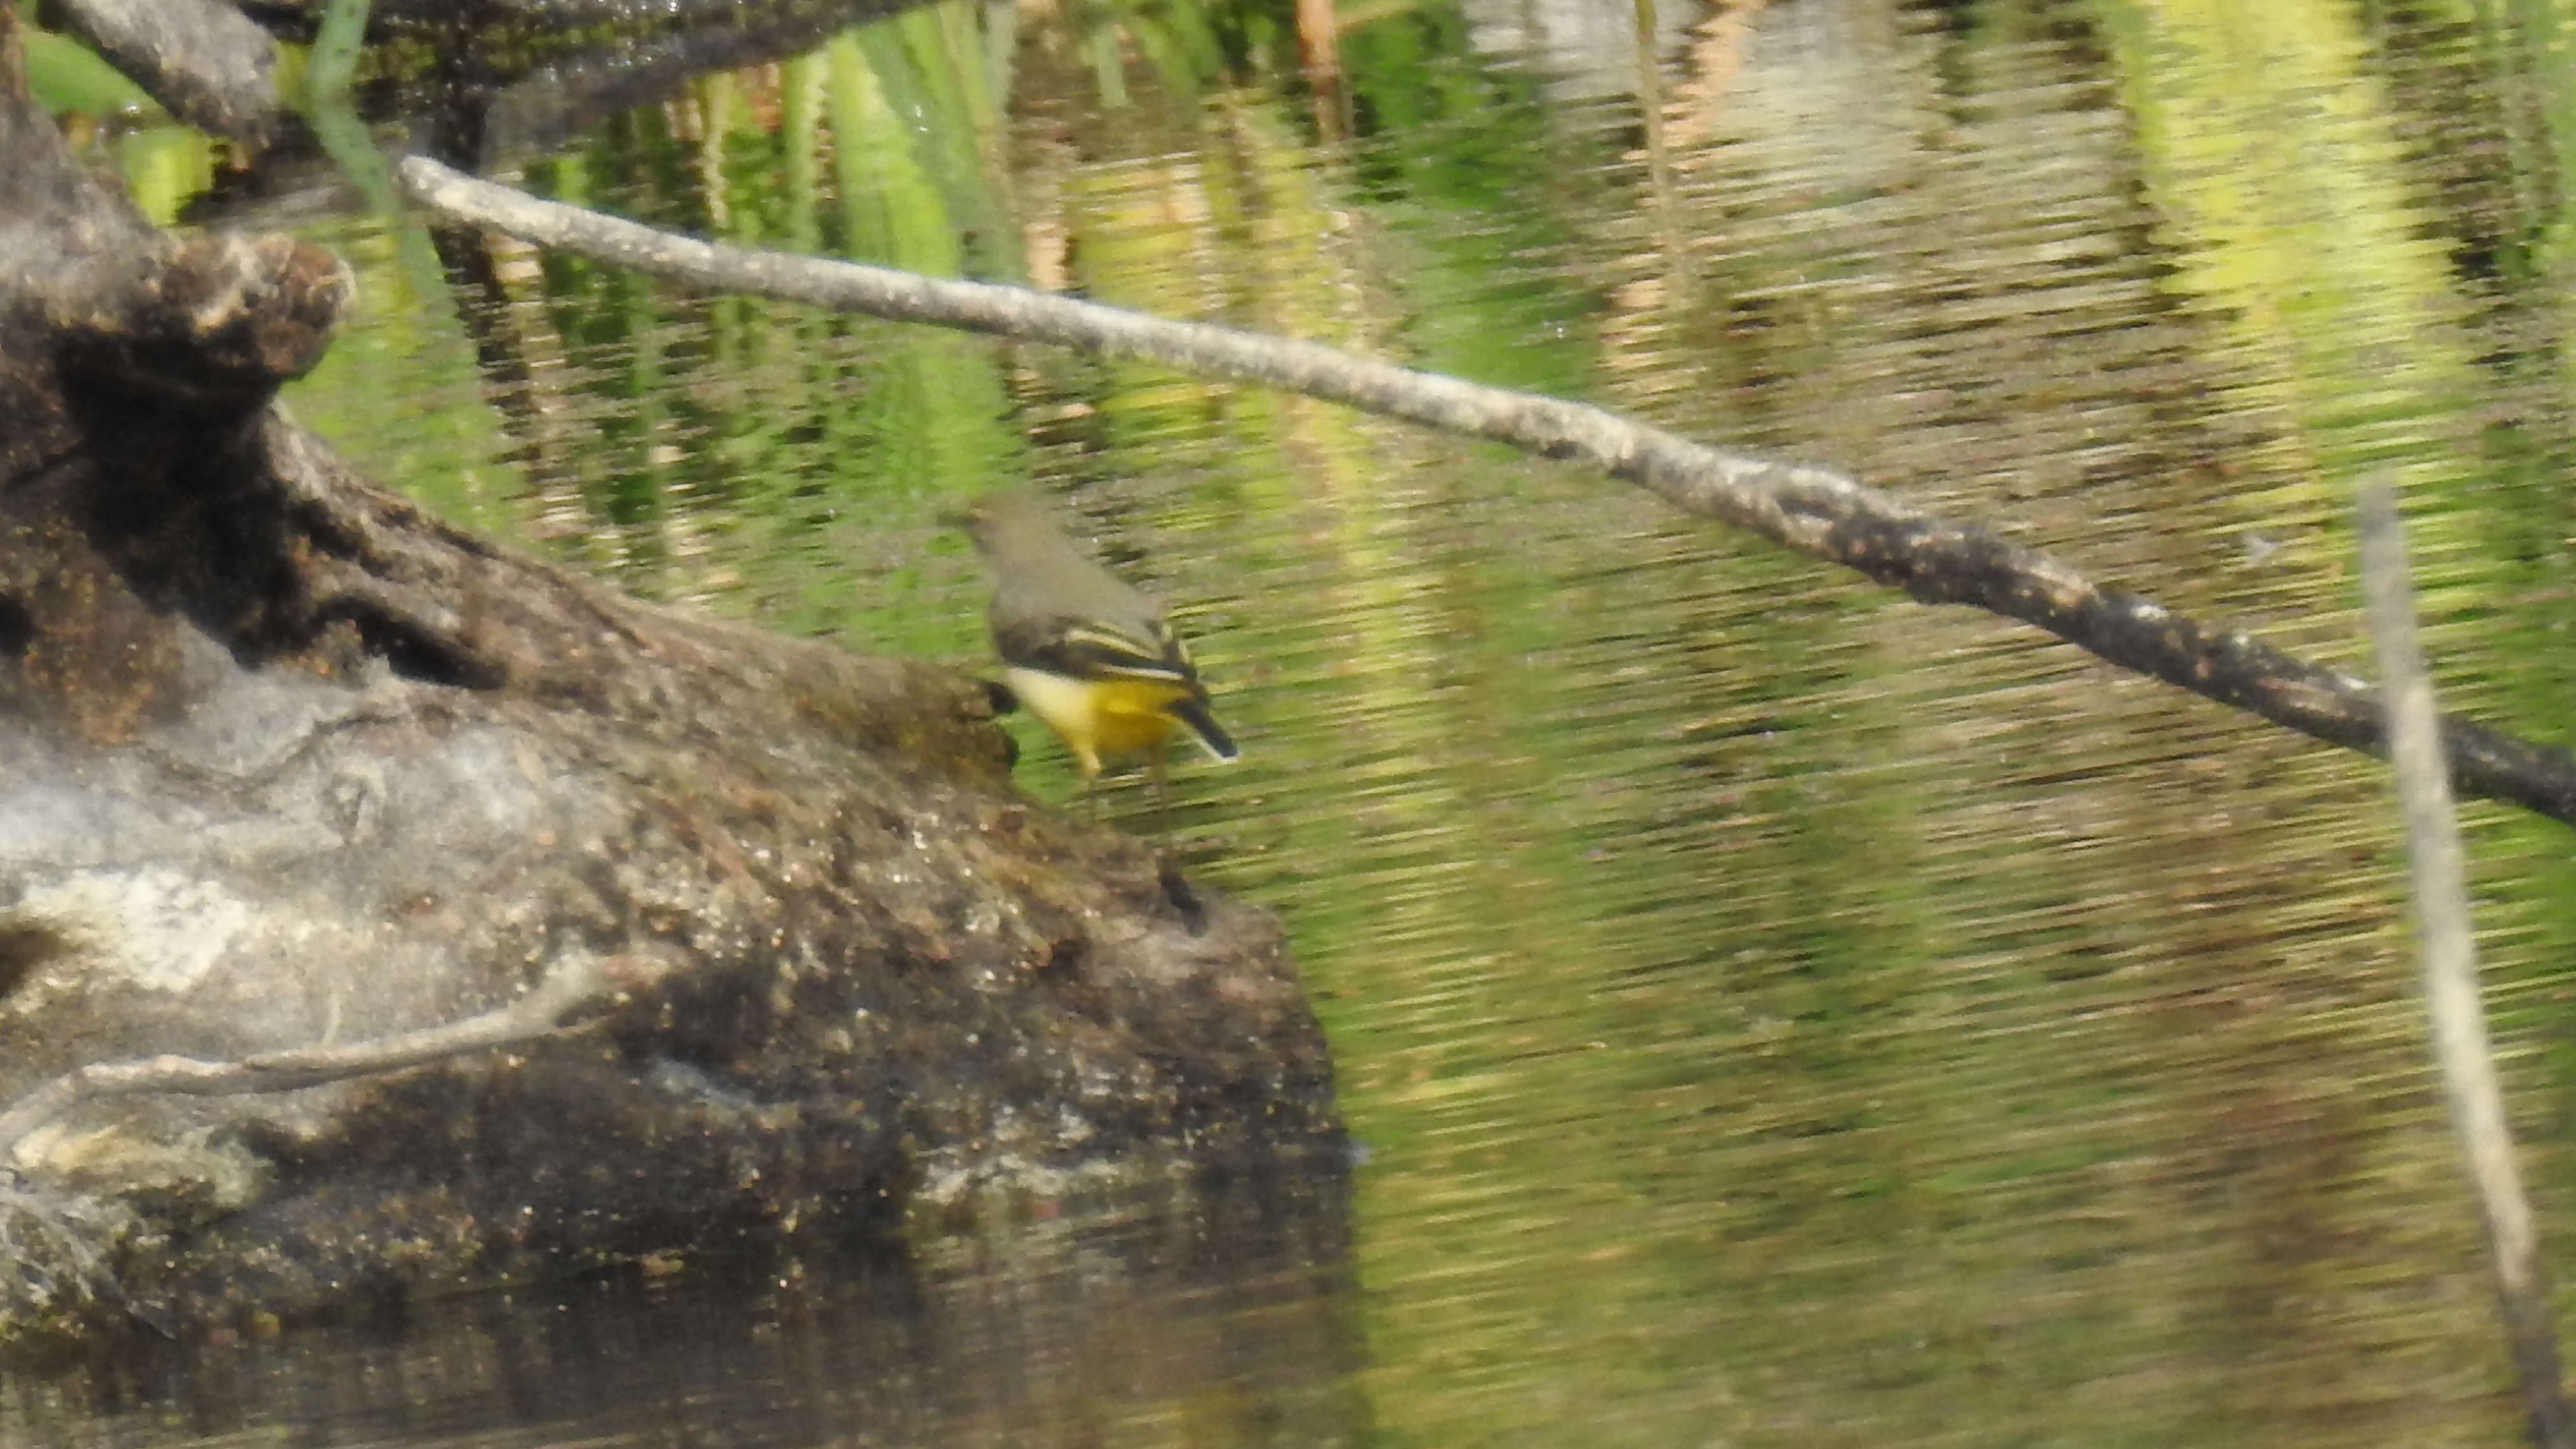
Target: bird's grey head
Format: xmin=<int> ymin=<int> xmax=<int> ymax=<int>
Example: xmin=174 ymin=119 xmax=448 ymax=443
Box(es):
xmin=955 ymin=491 xmax=1058 ymax=557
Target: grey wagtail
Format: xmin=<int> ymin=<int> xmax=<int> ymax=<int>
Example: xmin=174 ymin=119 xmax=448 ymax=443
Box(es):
xmin=957 ymin=491 xmax=1239 ymax=780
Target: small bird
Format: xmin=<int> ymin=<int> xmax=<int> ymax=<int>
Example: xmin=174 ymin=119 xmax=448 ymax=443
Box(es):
xmin=957 ymin=491 xmax=1238 ymax=783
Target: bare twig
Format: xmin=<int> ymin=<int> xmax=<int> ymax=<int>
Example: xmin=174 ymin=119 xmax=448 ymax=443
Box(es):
xmin=0 ymin=952 xmax=611 ymax=1160
xmin=393 ymin=157 xmax=2576 ymax=830
xmin=2356 ymin=477 xmax=2573 ymax=1448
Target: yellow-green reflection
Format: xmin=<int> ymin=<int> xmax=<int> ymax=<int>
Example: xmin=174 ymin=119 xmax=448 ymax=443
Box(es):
xmin=286 ymin=211 xmax=522 ymax=537
xmin=2098 ymin=0 xmax=2484 ymax=635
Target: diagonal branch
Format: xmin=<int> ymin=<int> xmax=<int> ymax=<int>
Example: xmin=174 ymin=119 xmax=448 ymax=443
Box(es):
xmin=0 ymin=951 xmax=613 ymax=1160
xmin=394 ymin=157 xmax=2576 ymax=830
xmin=44 ymin=0 xmax=281 ymax=146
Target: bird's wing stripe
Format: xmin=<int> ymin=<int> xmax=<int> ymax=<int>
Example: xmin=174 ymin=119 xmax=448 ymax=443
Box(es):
xmin=1058 ymin=623 xmax=1192 ymax=680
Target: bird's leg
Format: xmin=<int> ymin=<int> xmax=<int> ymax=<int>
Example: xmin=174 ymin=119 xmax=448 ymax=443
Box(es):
xmin=1144 ymin=751 xmax=1186 ymax=880
xmin=1148 ymin=751 xmax=1172 ymax=833
xmin=1072 ymin=743 xmax=1106 ymax=821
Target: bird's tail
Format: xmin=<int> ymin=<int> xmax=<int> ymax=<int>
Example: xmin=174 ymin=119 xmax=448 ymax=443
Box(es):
xmin=1171 ymin=697 xmax=1240 ymax=762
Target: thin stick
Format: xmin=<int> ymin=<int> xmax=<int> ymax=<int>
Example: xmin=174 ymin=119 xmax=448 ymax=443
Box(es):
xmin=0 ymin=953 xmax=611 ymax=1159
xmin=394 ymin=158 xmax=2576 ymax=831
xmin=2355 ymin=477 xmax=2573 ymax=1448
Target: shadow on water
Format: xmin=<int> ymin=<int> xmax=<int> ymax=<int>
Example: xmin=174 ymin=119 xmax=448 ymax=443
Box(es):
xmin=6 ymin=1161 xmax=1362 ymax=1447
xmin=27 ymin=0 xmax=2576 ymax=1444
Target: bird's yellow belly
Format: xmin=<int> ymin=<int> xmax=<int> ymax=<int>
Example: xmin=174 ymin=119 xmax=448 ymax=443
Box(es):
xmin=1004 ymin=668 xmax=1193 ymax=774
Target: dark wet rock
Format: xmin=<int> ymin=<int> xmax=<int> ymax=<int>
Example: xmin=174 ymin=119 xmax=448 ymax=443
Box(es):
xmin=0 ymin=8 xmax=1337 ymax=1347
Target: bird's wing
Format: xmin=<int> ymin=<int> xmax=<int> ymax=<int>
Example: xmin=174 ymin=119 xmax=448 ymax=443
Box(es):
xmin=995 ymin=612 xmax=1198 ymax=685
